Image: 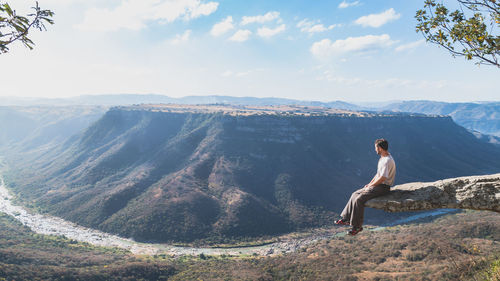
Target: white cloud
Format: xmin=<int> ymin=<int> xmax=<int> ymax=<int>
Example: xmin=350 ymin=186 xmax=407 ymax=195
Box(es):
xmin=297 ymin=19 xmax=313 ymax=29
xmin=170 ymin=30 xmax=191 ymax=45
xmin=186 ymin=1 xmax=218 ymax=19
xmin=229 ymin=29 xmax=252 ymax=42
xmin=328 ymin=24 xmax=341 ymax=30
xmin=76 ymin=0 xmax=219 ymax=32
xmin=257 ymin=24 xmax=286 ymax=38
xmin=211 ymin=16 xmax=234 ymax=36
xmin=307 ymin=24 xmax=327 ymax=33
xmin=297 ymin=19 xmax=324 ymax=33
xmin=310 ymin=34 xmax=396 ymax=58
xmin=241 ymin=11 xmax=280 ymax=25
xmin=395 ymin=40 xmax=425 ymax=52
xmin=354 ymin=8 xmax=401 ymax=28
xmin=297 ymin=19 xmax=341 ymax=34
xmin=338 ymin=1 xmax=360 ymax=9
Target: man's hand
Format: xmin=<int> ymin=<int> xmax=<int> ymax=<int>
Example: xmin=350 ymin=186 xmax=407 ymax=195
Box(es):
xmin=365 ymin=176 xmax=387 ymax=188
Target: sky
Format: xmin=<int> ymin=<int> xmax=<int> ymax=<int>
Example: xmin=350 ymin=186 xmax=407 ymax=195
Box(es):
xmin=0 ymin=0 xmax=498 ymax=102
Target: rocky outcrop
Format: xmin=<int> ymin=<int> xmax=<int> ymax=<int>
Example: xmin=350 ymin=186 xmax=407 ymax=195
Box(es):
xmin=366 ymin=173 xmax=500 ymax=213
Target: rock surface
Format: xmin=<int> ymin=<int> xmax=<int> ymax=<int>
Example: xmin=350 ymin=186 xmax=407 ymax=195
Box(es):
xmin=366 ymin=173 xmax=500 ymax=213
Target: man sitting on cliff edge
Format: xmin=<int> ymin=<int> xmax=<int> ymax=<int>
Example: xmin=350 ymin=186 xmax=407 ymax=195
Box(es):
xmin=336 ymin=138 xmax=396 ymax=235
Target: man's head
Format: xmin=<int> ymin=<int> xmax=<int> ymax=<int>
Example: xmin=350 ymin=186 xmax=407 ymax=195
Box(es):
xmin=374 ymin=139 xmax=389 ymax=155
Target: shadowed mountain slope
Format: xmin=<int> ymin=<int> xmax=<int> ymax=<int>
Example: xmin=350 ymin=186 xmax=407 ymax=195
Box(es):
xmin=3 ymin=105 xmax=500 ymax=243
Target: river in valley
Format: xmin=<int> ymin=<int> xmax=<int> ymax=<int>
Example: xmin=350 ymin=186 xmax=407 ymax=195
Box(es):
xmin=0 ymin=176 xmax=338 ymax=256
xmin=0 ymin=176 xmax=455 ymax=257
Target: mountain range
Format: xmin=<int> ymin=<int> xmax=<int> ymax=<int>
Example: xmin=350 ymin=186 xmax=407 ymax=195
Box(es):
xmin=381 ymin=100 xmax=500 ymax=137
xmin=2 ymin=104 xmax=499 ymax=243
xmin=2 ymin=95 xmax=499 ymax=137
xmin=0 ymin=95 xmax=360 ymax=110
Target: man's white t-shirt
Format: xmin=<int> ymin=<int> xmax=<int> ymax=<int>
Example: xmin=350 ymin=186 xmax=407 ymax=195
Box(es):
xmin=377 ymin=154 xmax=396 ymax=186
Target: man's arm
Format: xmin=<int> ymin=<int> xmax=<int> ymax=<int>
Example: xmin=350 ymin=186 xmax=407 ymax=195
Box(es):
xmin=364 ymin=175 xmax=376 ymax=187
xmin=365 ymin=175 xmax=387 ymax=188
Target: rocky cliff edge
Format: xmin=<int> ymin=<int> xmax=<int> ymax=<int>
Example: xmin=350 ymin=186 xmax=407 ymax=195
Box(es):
xmin=366 ymin=173 xmax=500 ymax=212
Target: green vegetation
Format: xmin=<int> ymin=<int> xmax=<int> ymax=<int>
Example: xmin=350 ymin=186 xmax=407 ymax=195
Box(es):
xmin=0 ymin=210 xmax=498 ymax=280
xmin=0 ymin=213 xmax=177 ymax=280
xmin=0 ymin=1 xmax=54 ymax=53
xmin=416 ymin=0 xmax=499 ymax=67
xmin=167 ymin=211 xmax=500 ymax=281
xmin=484 ymin=258 xmax=500 ymax=280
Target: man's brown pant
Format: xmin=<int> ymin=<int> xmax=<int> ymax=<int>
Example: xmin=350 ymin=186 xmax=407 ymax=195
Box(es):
xmin=341 ymin=184 xmax=390 ymax=228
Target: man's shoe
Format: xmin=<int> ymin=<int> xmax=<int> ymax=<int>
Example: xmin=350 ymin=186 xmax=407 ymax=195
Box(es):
xmin=348 ymin=227 xmax=363 ymax=236
xmin=335 ymin=218 xmax=350 ymax=226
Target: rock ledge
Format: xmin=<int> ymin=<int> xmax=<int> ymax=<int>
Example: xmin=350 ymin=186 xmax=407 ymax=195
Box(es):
xmin=366 ymin=173 xmax=500 ymax=213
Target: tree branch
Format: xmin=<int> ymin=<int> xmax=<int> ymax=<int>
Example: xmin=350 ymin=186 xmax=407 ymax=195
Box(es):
xmin=0 ymin=2 xmax=53 ymax=53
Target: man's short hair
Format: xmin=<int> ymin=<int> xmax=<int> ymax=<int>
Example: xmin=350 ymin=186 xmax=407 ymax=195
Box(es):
xmin=375 ymin=139 xmax=389 ymax=151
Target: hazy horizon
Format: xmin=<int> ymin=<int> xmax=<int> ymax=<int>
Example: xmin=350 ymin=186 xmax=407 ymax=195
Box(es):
xmin=0 ymin=93 xmax=498 ymax=105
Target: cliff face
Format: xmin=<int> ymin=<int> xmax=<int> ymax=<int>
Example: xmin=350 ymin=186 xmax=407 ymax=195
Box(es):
xmin=3 ymin=105 xmax=500 ymax=242
xmin=366 ymin=173 xmax=500 ymax=212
